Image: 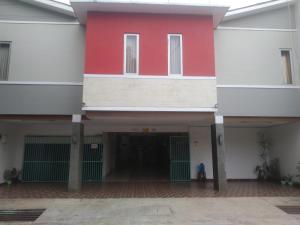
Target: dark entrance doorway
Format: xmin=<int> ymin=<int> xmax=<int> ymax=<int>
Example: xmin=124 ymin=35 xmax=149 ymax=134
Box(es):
xmin=106 ymin=133 xmax=190 ymax=182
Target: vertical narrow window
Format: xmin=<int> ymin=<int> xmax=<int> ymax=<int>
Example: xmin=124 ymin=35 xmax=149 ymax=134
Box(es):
xmin=281 ymin=49 xmax=293 ymax=84
xmin=0 ymin=43 xmax=10 ymax=81
xmin=168 ymin=34 xmax=183 ymax=75
xmin=124 ymin=34 xmax=139 ymax=75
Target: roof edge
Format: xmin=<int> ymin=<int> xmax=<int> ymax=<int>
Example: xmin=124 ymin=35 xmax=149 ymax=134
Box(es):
xmin=70 ymin=0 xmax=230 ymax=8
xmin=70 ymin=1 xmax=230 ymax=28
xmin=224 ymin=0 xmax=295 ymax=21
xmin=19 ymin=0 xmax=75 ymax=17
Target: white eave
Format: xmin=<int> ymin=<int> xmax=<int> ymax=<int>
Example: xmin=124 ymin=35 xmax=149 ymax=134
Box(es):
xmin=19 ymin=0 xmax=75 ymax=17
xmin=70 ymin=0 xmax=229 ymax=28
xmin=224 ymin=0 xmax=295 ymax=21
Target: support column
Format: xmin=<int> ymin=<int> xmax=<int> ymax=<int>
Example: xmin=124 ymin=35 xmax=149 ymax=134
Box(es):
xmin=211 ymin=115 xmax=227 ymax=191
xmin=68 ymin=115 xmax=84 ymax=192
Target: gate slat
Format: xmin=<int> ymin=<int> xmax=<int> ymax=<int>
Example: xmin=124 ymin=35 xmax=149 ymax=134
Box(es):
xmin=170 ymin=136 xmax=191 ymax=182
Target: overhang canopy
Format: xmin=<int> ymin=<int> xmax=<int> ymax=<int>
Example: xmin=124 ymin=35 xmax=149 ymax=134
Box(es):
xmin=70 ymin=0 xmax=229 ymax=28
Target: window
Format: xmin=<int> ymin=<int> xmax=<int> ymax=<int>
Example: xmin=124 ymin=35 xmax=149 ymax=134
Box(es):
xmin=168 ymin=34 xmax=183 ymax=75
xmin=281 ymin=49 xmax=293 ymax=84
xmin=0 ymin=42 xmax=10 ymax=81
xmin=124 ymin=34 xmax=139 ymax=75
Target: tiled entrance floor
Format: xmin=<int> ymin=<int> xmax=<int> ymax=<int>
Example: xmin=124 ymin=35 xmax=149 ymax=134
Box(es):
xmin=1 ymin=181 xmax=300 ymax=198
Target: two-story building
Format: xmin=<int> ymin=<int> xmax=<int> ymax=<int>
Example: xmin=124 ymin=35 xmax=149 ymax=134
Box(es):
xmin=0 ymin=0 xmax=299 ymax=192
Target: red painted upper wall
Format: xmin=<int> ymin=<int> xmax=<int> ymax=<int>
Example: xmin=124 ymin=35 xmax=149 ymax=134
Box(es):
xmin=85 ymin=12 xmax=215 ymax=76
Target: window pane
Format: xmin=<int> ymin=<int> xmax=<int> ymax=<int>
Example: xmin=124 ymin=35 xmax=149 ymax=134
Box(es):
xmin=0 ymin=43 xmax=10 ymax=81
xmin=281 ymin=50 xmax=292 ymax=84
xmin=170 ymin=36 xmax=182 ymax=75
xmin=126 ymin=36 xmax=137 ymax=74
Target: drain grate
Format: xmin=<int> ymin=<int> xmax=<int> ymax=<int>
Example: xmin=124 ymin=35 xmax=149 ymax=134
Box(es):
xmin=277 ymin=206 xmax=300 ymax=214
xmin=0 ymin=209 xmax=45 ymax=222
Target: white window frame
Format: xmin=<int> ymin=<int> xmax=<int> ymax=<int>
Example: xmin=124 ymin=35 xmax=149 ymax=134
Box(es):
xmin=124 ymin=34 xmax=139 ymax=75
xmin=280 ymin=48 xmax=294 ymax=85
xmin=168 ymin=34 xmax=183 ymax=76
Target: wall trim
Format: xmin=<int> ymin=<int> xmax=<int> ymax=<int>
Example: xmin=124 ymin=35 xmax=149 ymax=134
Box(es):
xmin=217 ymin=84 xmax=300 ymax=89
xmin=217 ymin=26 xmax=297 ymax=32
xmin=0 ymin=81 xmax=83 ymax=86
xmin=82 ymin=107 xmax=217 ymax=112
xmin=0 ymin=20 xmax=80 ymax=25
xmin=84 ymin=74 xmax=216 ymax=80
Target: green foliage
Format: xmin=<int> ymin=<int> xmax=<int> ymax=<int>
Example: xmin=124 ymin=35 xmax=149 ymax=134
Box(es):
xmin=257 ymin=132 xmax=272 ymax=161
xmin=269 ymin=158 xmax=281 ymax=182
xmin=255 ymin=132 xmax=276 ymax=181
xmin=3 ymin=170 xmax=12 ymax=184
xmin=3 ymin=168 xmax=19 ymax=185
xmin=257 ymin=132 xmax=272 ymax=149
xmin=286 ymin=174 xmax=293 ymax=182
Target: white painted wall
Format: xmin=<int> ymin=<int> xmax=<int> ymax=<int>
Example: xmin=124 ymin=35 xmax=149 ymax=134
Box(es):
xmin=215 ymin=29 xmax=299 ymax=85
xmin=225 ymin=128 xmax=261 ymax=179
xmin=102 ymin=133 xmax=114 ymax=178
xmin=268 ymin=122 xmax=300 ymax=182
xmin=295 ymin=1 xmax=300 ymax=82
xmin=189 ymin=127 xmax=213 ymax=179
xmin=189 ymin=127 xmax=261 ymax=179
xmin=102 ymin=133 xmax=109 ymax=178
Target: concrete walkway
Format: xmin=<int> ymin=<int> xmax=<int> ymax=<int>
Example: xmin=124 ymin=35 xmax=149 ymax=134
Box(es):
xmin=0 ymin=197 xmax=300 ymax=225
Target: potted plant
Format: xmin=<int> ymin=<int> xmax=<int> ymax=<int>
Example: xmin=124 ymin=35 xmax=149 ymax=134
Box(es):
xmin=255 ymin=164 xmax=269 ymax=181
xmin=287 ymin=175 xmax=294 ymax=186
xmin=3 ymin=170 xmax=13 ymax=186
xmin=281 ymin=176 xmax=288 ymax=185
xmin=295 ymin=162 xmax=300 ymax=187
xmin=255 ymin=132 xmax=272 ymax=181
xmin=3 ymin=168 xmax=20 ymax=186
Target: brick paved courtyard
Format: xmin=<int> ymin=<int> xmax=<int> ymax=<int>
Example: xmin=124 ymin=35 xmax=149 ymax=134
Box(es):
xmin=0 ymin=181 xmax=300 ymax=198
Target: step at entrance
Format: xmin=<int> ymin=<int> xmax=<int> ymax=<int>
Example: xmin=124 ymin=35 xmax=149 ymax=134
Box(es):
xmin=277 ymin=206 xmax=300 ymax=214
xmin=0 ymin=209 xmax=45 ymax=222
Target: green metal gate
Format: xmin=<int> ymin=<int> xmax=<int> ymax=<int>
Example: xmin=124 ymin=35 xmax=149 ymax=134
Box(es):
xmin=22 ymin=136 xmax=103 ymax=182
xmin=82 ymin=136 xmax=103 ymax=182
xmin=170 ymin=136 xmax=191 ymax=182
xmin=23 ymin=136 xmax=71 ymax=182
